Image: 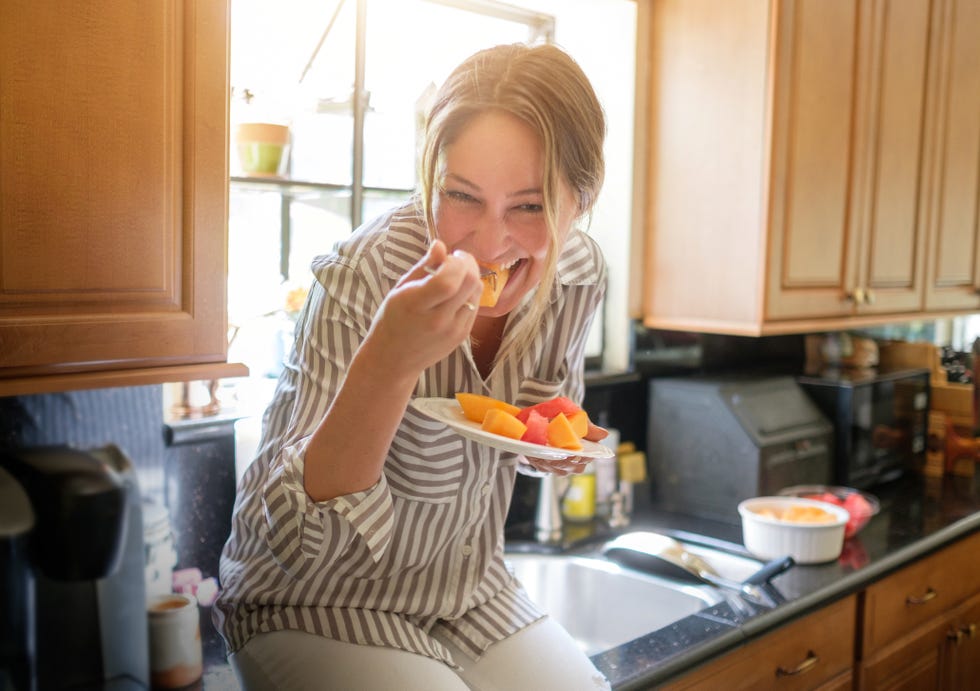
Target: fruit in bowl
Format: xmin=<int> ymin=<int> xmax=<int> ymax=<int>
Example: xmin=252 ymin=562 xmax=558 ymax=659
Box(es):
xmin=778 ymin=485 xmax=880 ymax=539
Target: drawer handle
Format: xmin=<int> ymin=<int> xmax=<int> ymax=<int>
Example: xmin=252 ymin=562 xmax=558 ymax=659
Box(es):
xmin=775 ymin=650 xmax=818 ymax=677
xmin=906 ymin=587 xmax=937 ymax=605
xmin=963 ymin=623 xmax=977 ymax=639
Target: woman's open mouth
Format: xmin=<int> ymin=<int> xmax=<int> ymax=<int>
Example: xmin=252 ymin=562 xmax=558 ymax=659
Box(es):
xmin=478 ymin=258 xmax=526 ymax=307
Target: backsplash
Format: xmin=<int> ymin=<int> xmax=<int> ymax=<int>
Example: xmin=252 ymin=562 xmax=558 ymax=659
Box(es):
xmin=0 ymin=386 xmax=237 ymax=582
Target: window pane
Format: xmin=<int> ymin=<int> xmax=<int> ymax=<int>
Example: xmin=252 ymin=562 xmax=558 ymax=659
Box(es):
xmin=361 ymin=0 xmax=536 ymax=190
xmin=287 ymin=190 xmax=353 ymax=279
xmin=363 ymin=189 xmax=415 ymax=224
xmin=228 ymin=185 xmax=351 ymax=379
xmin=232 ymin=0 xmax=357 ymax=185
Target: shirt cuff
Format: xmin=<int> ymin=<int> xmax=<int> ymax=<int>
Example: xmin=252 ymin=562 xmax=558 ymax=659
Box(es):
xmin=262 ymin=438 xmax=395 ymax=580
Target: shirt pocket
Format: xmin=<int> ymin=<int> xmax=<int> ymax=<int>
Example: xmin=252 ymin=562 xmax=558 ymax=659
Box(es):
xmin=386 ymin=405 xmax=466 ymax=503
xmin=515 ymin=376 xmax=568 ymax=408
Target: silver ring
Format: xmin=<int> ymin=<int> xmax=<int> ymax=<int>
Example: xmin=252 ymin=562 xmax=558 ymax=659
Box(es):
xmin=462 ymin=302 xmax=477 ymax=312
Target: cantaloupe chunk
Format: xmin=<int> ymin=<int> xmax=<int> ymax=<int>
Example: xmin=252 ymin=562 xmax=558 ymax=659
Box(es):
xmin=481 ymin=408 xmax=527 ymax=440
xmin=547 ymin=413 xmax=583 ymax=451
xmin=478 ymin=264 xmax=511 ymax=307
xmin=455 ymin=392 xmax=521 ymax=423
xmin=567 ymin=409 xmax=590 ymax=438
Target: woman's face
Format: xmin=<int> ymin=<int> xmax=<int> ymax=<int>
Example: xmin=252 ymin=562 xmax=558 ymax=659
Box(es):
xmin=432 ymin=110 xmax=578 ymax=317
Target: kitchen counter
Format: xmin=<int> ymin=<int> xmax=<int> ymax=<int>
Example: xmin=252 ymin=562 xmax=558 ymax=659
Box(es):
xmin=586 ymin=470 xmax=980 ymax=690
xmin=198 ymin=470 xmax=980 ymax=690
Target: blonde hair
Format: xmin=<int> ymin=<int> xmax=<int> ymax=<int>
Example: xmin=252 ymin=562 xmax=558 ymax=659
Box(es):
xmin=418 ymin=43 xmax=606 ymax=361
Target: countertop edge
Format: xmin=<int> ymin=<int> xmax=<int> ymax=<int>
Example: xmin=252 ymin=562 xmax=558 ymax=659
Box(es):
xmin=620 ymin=511 xmax=980 ymax=689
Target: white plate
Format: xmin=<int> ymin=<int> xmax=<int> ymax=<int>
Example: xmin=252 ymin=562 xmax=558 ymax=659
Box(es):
xmin=411 ymin=397 xmax=615 ymax=461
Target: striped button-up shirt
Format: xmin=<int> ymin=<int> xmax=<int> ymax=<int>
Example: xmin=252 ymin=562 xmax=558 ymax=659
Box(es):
xmin=214 ymin=200 xmax=606 ymax=667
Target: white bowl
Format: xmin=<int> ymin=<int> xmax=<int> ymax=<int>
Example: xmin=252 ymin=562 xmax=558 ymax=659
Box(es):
xmin=738 ymin=496 xmax=849 ymax=564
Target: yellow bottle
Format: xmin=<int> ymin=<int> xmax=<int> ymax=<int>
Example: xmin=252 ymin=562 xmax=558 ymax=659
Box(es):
xmin=562 ymin=465 xmax=596 ymax=522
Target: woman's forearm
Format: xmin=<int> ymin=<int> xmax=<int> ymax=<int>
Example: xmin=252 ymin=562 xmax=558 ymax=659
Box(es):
xmin=302 ymin=336 xmax=420 ymax=502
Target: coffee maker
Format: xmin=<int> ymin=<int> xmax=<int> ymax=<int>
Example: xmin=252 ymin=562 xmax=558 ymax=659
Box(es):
xmin=0 ymin=445 xmax=149 ymax=690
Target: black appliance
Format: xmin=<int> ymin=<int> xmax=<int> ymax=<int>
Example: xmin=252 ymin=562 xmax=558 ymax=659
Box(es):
xmin=0 ymin=445 xmax=149 ymax=691
xmin=797 ymin=367 xmax=930 ymax=488
xmin=647 ymin=375 xmax=834 ymax=523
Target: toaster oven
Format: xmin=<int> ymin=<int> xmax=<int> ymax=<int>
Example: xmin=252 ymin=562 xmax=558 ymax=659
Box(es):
xmin=797 ymin=367 xmax=930 ymax=488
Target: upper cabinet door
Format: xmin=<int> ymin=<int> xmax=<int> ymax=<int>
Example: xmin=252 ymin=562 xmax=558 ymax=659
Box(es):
xmin=923 ymin=0 xmax=980 ymax=312
xmin=852 ymin=0 xmax=932 ymax=314
xmin=640 ymin=0 xmax=978 ymax=336
xmin=765 ymin=0 xmax=861 ymax=321
xmin=768 ymin=0 xmax=932 ymax=319
xmin=0 ymin=1 xmax=243 ymax=394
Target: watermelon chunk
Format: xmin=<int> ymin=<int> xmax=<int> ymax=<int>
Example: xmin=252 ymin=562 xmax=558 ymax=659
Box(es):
xmin=516 ymin=396 xmax=581 ymax=424
xmin=520 ymin=409 xmax=549 ymax=445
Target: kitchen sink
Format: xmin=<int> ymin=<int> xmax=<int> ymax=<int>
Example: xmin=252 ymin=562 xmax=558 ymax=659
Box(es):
xmin=505 ymin=552 xmax=724 ymax=655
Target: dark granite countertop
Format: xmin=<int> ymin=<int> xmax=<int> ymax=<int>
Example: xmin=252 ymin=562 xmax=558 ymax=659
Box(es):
xmin=199 ymin=470 xmax=980 ymax=690
xmin=587 ymin=471 xmax=980 ymax=690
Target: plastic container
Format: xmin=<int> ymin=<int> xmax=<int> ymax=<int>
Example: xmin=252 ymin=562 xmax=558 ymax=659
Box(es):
xmin=738 ymin=496 xmax=849 ymax=564
xmin=143 ymin=500 xmax=177 ymax=599
xmin=778 ymin=485 xmax=881 ymax=539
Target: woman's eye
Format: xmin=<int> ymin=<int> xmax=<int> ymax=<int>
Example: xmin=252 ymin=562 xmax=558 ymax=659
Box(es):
xmin=516 ymin=203 xmax=543 ymax=213
xmin=445 ymin=190 xmax=476 ymax=203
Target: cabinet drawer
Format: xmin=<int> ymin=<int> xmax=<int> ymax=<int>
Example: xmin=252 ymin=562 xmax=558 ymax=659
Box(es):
xmin=861 ymin=530 xmax=980 ymax=657
xmin=663 ymin=595 xmax=856 ymax=690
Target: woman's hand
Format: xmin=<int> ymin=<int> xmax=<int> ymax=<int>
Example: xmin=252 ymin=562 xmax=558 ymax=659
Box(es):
xmin=364 ymin=240 xmax=482 ymax=377
xmin=521 ymin=421 xmax=610 ymax=476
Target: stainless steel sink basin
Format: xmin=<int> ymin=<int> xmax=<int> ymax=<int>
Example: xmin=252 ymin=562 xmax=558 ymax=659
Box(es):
xmin=505 ymin=552 xmax=724 ymax=655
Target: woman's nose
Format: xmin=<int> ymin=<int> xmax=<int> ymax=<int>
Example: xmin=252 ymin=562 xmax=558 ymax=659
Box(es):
xmin=471 ymin=212 xmax=510 ymax=256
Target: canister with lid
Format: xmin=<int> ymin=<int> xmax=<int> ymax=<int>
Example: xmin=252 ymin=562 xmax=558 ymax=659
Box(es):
xmin=143 ymin=500 xmax=177 ymax=599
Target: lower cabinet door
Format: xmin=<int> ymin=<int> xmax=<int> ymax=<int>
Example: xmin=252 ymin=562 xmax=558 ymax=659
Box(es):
xmin=857 ymin=614 xmax=946 ymax=690
xmin=662 ymin=596 xmax=856 ymax=690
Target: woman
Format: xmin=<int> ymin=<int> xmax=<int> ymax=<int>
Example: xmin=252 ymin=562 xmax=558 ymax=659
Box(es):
xmin=216 ymin=43 xmax=610 ymax=690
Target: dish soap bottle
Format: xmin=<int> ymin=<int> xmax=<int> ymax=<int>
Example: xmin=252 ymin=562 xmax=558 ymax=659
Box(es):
xmin=562 ymin=462 xmax=596 ymax=523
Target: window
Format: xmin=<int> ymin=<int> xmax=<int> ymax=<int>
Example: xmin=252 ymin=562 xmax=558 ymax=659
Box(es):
xmin=226 ymin=0 xmax=636 ymax=403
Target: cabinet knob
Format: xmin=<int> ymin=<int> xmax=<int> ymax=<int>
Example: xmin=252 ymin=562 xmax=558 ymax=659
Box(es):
xmin=947 ymin=623 xmax=977 ymax=644
xmin=864 ymin=289 xmax=875 ymax=305
xmin=906 ymin=587 xmax=937 ymax=605
xmin=775 ymin=650 xmax=819 ymax=677
xmin=845 ymin=288 xmax=866 ymax=304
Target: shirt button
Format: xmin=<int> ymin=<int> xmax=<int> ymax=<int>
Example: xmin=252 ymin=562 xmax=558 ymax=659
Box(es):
xmin=481 ymin=484 xmax=491 ymax=495
xmin=461 ymin=544 xmax=473 ymax=557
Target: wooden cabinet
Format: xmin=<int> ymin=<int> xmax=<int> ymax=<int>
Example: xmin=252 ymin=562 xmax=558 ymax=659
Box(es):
xmin=857 ymin=529 xmax=980 ymax=690
xmin=0 ymin=0 xmax=246 ymax=396
xmin=921 ymin=0 xmax=980 ymax=312
xmin=661 ymin=595 xmax=856 ymax=690
xmin=942 ymin=591 xmax=980 ymax=690
xmin=638 ymin=0 xmax=980 ymax=336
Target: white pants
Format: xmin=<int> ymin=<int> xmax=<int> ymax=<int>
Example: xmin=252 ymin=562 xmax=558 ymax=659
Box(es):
xmin=229 ymin=616 xmax=611 ymax=691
